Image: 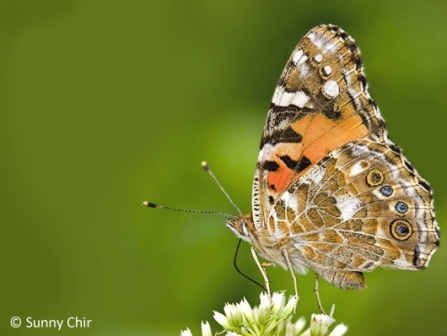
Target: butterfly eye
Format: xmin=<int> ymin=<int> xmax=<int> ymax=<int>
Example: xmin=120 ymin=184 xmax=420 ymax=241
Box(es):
xmin=366 ymin=169 xmax=384 ymax=186
xmin=390 ymin=219 xmax=413 ymax=241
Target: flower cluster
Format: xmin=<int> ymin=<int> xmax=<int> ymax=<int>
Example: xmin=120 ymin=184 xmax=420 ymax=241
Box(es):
xmin=181 ymin=292 xmax=347 ymax=336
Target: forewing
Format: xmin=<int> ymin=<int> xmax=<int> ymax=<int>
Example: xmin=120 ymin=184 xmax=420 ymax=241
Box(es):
xmin=254 ymin=24 xmax=386 ymax=227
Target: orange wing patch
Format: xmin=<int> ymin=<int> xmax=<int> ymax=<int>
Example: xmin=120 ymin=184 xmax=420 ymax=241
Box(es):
xmin=264 ymin=112 xmax=369 ymax=194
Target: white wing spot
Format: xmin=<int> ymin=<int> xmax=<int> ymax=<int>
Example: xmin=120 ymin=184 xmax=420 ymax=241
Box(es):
xmin=286 ymin=195 xmax=298 ymax=212
xmin=305 ymin=165 xmax=325 ymax=185
xmin=300 ymin=63 xmax=310 ymax=79
xmin=272 ymin=85 xmax=286 ymax=106
xmin=323 ymin=40 xmax=337 ymax=53
xmin=258 ymin=143 xmax=275 ymax=161
xmin=307 ymin=31 xmax=316 ymax=42
xmin=323 ymin=65 xmax=332 ymax=76
xmin=292 ymin=49 xmax=303 ymax=64
xmin=291 ymin=91 xmax=310 ymax=108
xmin=273 ymin=85 xmax=310 ymax=108
xmin=314 ymin=54 xmax=323 ymax=63
xmin=350 ymin=160 xmax=369 ymax=176
xmin=338 ymin=197 xmax=363 ymax=221
xmin=278 ymin=91 xmax=294 ymax=107
xmin=323 ymin=79 xmax=340 ymax=98
xmin=308 ymin=31 xmax=324 ymax=49
xmin=296 ymin=55 xmax=308 ymax=66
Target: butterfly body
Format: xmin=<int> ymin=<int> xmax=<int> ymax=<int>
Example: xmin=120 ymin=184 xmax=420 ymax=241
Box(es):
xmin=226 ymin=24 xmax=439 ymax=290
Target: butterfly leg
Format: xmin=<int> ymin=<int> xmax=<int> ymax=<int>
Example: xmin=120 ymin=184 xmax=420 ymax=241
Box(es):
xmin=251 ymin=247 xmax=271 ymax=300
xmin=281 ymin=247 xmax=299 ymax=313
xmin=314 ymin=273 xmax=327 ymax=315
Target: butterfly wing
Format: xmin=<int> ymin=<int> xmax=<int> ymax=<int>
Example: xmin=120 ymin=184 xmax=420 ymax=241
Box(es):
xmin=253 ymin=24 xmax=439 ymax=288
xmin=279 ymin=140 xmax=439 ymax=288
xmin=254 ymin=24 xmax=385 ymax=226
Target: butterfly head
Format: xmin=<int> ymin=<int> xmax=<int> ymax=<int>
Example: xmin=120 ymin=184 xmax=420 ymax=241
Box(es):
xmin=226 ymin=213 xmax=255 ymax=243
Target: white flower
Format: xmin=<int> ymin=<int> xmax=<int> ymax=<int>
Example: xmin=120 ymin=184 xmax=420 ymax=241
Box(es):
xmin=293 ymin=317 xmax=307 ymax=334
xmin=271 ymin=292 xmax=287 ymax=315
xmin=257 ymin=292 xmax=271 ymax=324
xmin=224 ymin=302 xmax=243 ymax=327
xmin=329 ymin=324 xmax=348 ymax=336
xmin=283 ymin=295 xmax=298 ymax=316
xmin=238 ymin=298 xmax=256 ymax=325
xmin=309 ymin=313 xmax=335 ymax=335
xmin=180 ymin=328 xmax=193 ymax=336
xmin=182 ymin=292 xmax=348 ymax=336
xmin=200 ymin=321 xmax=212 ymax=336
xmin=213 ymin=311 xmax=231 ymax=329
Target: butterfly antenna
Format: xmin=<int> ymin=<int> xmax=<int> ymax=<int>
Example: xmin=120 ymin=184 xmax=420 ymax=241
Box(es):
xmin=233 ymin=239 xmax=267 ymax=291
xmin=202 ymin=161 xmax=242 ymax=214
xmin=143 ymin=201 xmax=236 ymax=218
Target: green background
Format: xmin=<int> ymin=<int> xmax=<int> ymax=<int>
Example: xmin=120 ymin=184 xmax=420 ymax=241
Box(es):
xmin=1 ymin=1 xmax=446 ymax=335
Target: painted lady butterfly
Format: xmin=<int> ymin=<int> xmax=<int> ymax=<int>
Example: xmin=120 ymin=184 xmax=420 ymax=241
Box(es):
xmin=226 ymin=24 xmax=440 ymax=293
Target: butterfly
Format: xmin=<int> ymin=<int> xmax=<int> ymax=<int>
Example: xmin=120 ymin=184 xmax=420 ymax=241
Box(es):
xmin=226 ymin=24 xmax=440 ymax=295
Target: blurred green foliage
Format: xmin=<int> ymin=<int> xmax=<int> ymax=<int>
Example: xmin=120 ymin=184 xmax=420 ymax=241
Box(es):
xmin=1 ymin=1 xmax=446 ymax=335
